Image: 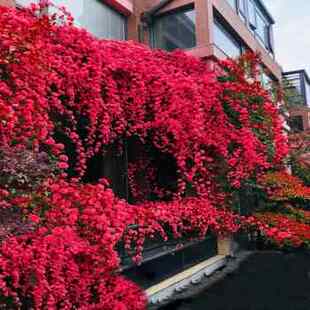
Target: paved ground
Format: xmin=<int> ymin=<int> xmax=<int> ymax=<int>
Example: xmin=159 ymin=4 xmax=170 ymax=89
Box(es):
xmin=161 ymin=251 xmax=310 ymax=310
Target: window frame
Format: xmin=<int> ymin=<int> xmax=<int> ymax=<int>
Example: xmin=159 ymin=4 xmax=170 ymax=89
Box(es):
xmin=227 ymin=0 xmax=274 ymax=54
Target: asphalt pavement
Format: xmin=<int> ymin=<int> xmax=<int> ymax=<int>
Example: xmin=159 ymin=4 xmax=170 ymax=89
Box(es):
xmin=161 ymin=251 xmax=310 ymax=310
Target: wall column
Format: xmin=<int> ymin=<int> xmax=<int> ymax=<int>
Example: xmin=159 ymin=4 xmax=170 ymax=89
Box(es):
xmin=0 ymin=0 xmax=15 ymax=7
xmin=194 ymin=0 xmax=214 ymax=47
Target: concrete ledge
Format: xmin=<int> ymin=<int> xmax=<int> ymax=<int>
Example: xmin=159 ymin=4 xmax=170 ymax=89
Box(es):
xmin=146 ymin=255 xmax=227 ymax=305
xmin=103 ymin=0 xmax=133 ymax=15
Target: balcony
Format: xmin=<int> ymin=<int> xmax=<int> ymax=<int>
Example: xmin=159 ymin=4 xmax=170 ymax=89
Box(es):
xmin=283 ymin=70 xmax=310 ymax=132
xmin=283 ymin=70 xmax=310 ymax=107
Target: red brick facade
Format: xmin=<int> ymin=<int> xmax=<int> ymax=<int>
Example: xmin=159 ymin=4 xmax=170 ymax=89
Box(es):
xmin=290 ymin=106 xmax=310 ymax=132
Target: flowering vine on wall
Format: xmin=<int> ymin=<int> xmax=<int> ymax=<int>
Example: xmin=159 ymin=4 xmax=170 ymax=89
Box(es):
xmin=0 ymin=3 xmax=290 ymax=309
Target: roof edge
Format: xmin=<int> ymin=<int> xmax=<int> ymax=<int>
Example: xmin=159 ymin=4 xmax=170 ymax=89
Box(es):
xmin=283 ymin=70 xmax=310 ymax=84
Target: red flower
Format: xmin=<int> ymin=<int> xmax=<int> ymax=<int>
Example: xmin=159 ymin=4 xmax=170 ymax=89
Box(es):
xmin=29 ymin=214 xmax=40 ymax=224
xmin=57 ymin=162 xmax=69 ymax=169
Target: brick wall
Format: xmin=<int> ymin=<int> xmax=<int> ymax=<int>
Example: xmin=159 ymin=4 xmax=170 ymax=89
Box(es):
xmin=290 ymin=107 xmax=310 ymax=131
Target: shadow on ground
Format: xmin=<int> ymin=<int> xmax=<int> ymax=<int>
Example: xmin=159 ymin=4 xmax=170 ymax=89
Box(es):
xmin=161 ymin=251 xmax=310 ymax=310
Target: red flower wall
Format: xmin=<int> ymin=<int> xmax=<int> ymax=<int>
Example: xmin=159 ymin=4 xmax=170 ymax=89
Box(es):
xmin=0 ymin=4 xmax=289 ymax=309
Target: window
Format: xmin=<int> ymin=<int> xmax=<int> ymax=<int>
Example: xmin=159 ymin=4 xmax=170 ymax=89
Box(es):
xmin=238 ymin=0 xmax=247 ymax=23
xmin=17 ymin=0 xmax=127 ymax=40
xmin=283 ymin=72 xmax=305 ymax=106
xmin=152 ymin=7 xmax=196 ymax=51
xmin=256 ymin=11 xmax=267 ymax=44
xmin=227 ymin=0 xmax=237 ymax=10
xmin=260 ymin=68 xmax=276 ymax=99
xmin=51 ymin=0 xmax=127 ymax=40
xmin=304 ymin=76 xmax=310 ymax=107
xmin=289 ymin=116 xmax=304 ymax=133
xmin=16 ymin=0 xmax=40 ymax=8
xmin=226 ymin=0 xmax=275 ymax=54
xmin=16 ymin=0 xmax=36 ymax=5
xmin=213 ymin=19 xmax=242 ymax=58
xmin=261 ymin=70 xmax=271 ymax=90
xmin=248 ymin=0 xmax=256 ymax=29
xmin=249 ymin=3 xmax=273 ymax=52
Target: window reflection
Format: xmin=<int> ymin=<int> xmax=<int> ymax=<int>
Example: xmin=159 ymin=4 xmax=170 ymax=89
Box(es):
xmin=17 ymin=0 xmax=127 ymax=40
xmin=213 ymin=20 xmax=242 ymax=58
xmin=227 ymin=0 xmax=237 ymax=10
xmin=248 ymin=0 xmax=256 ymax=29
xmin=52 ymin=0 xmax=127 ymax=40
xmin=238 ymin=0 xmax=247 ymax=23
xmin=304 ymin=77 xmax=310 ymax=107
xmin=152 ymin=8 xmax=196 ymax=51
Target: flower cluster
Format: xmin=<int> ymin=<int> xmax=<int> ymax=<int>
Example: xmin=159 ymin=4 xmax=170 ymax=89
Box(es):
xmin=244 ymin=212 xmax=310 ymax=248
xmin=0 ymin=3 xmax=290 ymax=309
xmin=259 ymin=171 xmax=310 ymax=202
xmin=0 ymin=179 xmax=241 ymax=309
xmin=0 ymin=180 xmax=147 ymax=309
xmin=0 ymin=4 xmax=287 ymax=200
xmin=124 ymin=198 xmax=240 ymax=262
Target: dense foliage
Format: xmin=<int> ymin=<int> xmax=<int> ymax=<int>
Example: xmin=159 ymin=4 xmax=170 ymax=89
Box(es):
xmin=243 ymin=172 xmax=310 ymax=250
xmin=245 ymin=210 xmax=310 ymax=249
xmin=0 ymin=3 xmax=290 ymax=309
xmin=259 ymin=171 xmax=310 ymax=203
xmin=289 ymin=130 xmax=310 ymax=186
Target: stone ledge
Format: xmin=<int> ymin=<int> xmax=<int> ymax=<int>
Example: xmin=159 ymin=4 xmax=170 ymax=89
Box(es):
xmin=148 ymin=251 xmax=253 ymax=309
xmin=146 ymin=255 xmax=227 ymax=306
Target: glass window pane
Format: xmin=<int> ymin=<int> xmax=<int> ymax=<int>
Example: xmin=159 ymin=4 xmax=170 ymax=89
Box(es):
xmin=289 ymin=116 xmax=304 ymax=132
xmin=305 ymin=78 xmax=310 ymax=106
xmin=153 ymin=8 xmax=196 ymax=51
xmin=237 ymin=0 xmax=246 ymax=23
xmin=213 ymin=21 xmax=241 ymax=58
xmin=284 ymin=73 xmax=305 ymax=106
xmin=238 ymin=0 xmax=246 ymax=15
xmin=227 ymin=0 xmax=237 ymax=10
xmin=248 ymin=0 xmax=256 ymax=27
xmin=51 ymin=0 xmax=127 ymax=40
xmin=256 ymin=12 xmax=266 ymax=41
xmin=16 ymin=0 xmax=39 ymax=7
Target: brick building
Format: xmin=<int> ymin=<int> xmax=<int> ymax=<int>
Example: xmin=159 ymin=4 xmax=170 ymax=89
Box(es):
xmin=0 ymin=0 xmax=301 ymax=305
xmin=1 ymin=0 xmax=282 ymax=82
xmin=283 ymin=70 xmax=310 ymax=132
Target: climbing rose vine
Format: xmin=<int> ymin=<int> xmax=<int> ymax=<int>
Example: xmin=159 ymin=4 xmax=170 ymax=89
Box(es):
xmin=0 ymin=3 xmax=289 ymax=309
